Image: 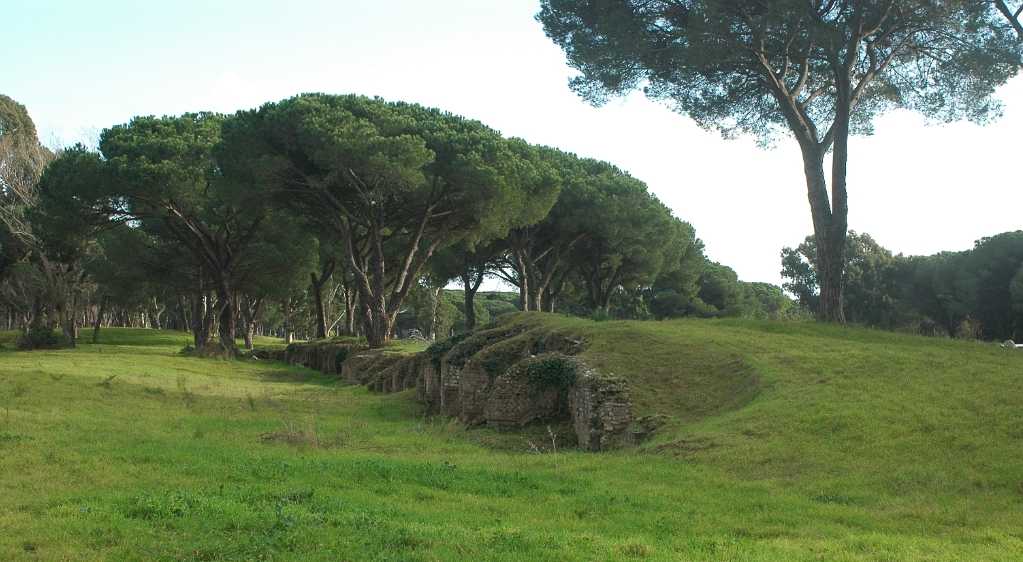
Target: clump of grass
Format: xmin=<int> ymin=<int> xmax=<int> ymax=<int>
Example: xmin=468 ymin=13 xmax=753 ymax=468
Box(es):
xmin=96 ymin=374 xmax=118 ymax=388
xmin=526 ymin=425 xmax=561 ymax=468
xmin=616 ymin=541 xmax=653 ymax=558
xmin=259 ymin=417 xmax=347 ymax=449
xmin=176 ymin=375 xmax=195 ymax=407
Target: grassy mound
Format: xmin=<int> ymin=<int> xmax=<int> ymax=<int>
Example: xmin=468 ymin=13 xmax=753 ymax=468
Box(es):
xmin=1 ymin=319 xmax=1021 ymax=560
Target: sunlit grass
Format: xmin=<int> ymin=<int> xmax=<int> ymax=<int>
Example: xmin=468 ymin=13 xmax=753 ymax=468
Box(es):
xmin=1 ymin=320 xmax=1021 ymax=560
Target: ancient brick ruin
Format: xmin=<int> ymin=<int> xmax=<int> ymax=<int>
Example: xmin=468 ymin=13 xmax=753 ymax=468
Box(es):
xmin=257 ymin=322 xmax=637 ymax=451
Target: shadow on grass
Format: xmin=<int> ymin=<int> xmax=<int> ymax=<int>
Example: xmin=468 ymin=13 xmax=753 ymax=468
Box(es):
xmin=256 ymin=367 xmax=344 ymax=387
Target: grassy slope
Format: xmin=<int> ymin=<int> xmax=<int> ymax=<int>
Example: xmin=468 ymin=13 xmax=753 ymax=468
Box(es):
xmin=1 ymin=320 xmax=1021 ymax=560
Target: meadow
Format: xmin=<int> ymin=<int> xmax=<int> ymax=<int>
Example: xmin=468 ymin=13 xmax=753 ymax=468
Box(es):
xmin=1 ymin=318 xmax=1022 ymax=561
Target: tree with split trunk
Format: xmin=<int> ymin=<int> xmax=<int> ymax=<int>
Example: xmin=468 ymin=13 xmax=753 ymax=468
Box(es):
xmin=100 ymin=113 xmax=268 ymax=354
xmin=0 ymin=95 xmax=54 ymax=331
xmin=566 ymin=160 xmax=677 ymax=314
xmin=1 ymin=95 xmax=52 ymax=256
xmin=85 ymin=225 xmax=162 ymax=343
xmin=496 ymin=150 xmax=622 ymax=313
xmin=30 ymin=146 xmax=113 ymax=345
xmin=430 ymin=242 xmax=500 ymax=332
xmin=994 ymin=1 xmax=1023 ymax=39
xmin=429 ymin=140 xmax=560 ymax=329
xmin=232 ymin=212 xmax=317 ymax=349
xmin=234 ymin=94 xmax=553 ymax=347
xmin=539 ymin=0 xmax=1022 ymax=322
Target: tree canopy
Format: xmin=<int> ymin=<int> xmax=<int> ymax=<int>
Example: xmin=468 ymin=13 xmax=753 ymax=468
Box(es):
xmin=539 ymin=0 xmax=1021 ymax=323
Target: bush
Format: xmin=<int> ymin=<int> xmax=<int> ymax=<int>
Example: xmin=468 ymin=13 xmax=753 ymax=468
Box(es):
xmin=520 ymin=354 xmax=578 ymax=391
xmin=16 ymin=327 xmax=67 ymax=351
xmin=426 ymin=332 xmax=472 ymax=369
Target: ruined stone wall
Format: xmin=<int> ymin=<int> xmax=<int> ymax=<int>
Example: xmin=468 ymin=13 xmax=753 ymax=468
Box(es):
xmin=262 ymin=325 xmax=636 ymax=451
xmin=569 ymin=366 xmax=633 ymax=451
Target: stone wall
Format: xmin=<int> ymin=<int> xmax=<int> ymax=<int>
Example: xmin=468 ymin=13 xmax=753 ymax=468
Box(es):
xmin=569 ymin=365 xmax=633 ymax=451
xmin=264 ymin=325 xmax=637 ymax=451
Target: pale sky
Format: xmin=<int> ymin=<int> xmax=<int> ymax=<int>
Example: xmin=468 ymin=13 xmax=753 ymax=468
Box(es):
xmin=6 ymin=0 xmax=1021 ymax=285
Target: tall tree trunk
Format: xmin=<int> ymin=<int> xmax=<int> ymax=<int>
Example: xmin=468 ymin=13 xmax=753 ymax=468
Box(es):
xmin=243 ymin=322 xmax=255 ymax=350
xmin=309 ymin=260 xmax=334 ymax=339
xmin=283 ymin=297 xmax=295 ymax=344
xmin=464 ymin=283 xmax=477 ymax=331
xmin=343 ymin=288 xmax=357 ymax=336
xmin=429 ymin=286 xmax=441 ymax=339
xmin=461 ymin=269 xmax=485 ymax=331
xmin=58 ymin=304 xmax=76 ymax=348
xmin=216 ymin=282 xmax=238 ymax=355
xmin=239 ymin=296 xmax=262 ymax=351
xmin=799 ymin=142 xmax=848 ymax=324
xmin=92 ymin=297 xmax=106 ymax=343
xmin=192 ymin=292 xmax=214 ymax=349
xmin=310 ymin=273 xmax=328 ymax=340
xmin=514 ymin=250 xmax=531 ymax=311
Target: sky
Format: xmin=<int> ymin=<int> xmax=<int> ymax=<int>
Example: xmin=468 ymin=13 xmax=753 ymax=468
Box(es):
xmin=6 ymin=0 xmax=1022 ymax=286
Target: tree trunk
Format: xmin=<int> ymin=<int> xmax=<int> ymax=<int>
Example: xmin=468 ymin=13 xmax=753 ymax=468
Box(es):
xmin=461 ymin=273 xmax=478 ymax=331
xmin=799 ymin=143 xmax=848 ymax=324
xmin=59 ymin=305 xmax=76 ymax=348
xmin=92 ymin=297 xmax=106 ymax=343
xmin=243 ymin=324 xmax=254 ymax=350
xmin=311 ymin=272 xmax=327 ymax=340
xmin=239 ymin=296 xmax=262 ymax=351
xmin=343 ymin=289 xmax=357 ymax=336
xmin=216 ymin=283 xmax=238 ymax=355
xmin=366 ymin=292 xmax=390 ymax=348
xmin=192 ymin=295 xmax=203 ymax=348
xmin=429 ymin=286 xmax=441 ymax=339
xmin=514 ymin=251 xmax=531 ymax=311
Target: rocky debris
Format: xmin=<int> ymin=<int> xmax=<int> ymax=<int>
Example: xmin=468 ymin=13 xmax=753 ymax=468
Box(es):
xmin=265 ymin=321 xmax=639 ymax=451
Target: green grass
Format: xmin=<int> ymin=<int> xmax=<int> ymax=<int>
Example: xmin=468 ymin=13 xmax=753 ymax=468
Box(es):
xmin=1 ymin=318 xmax=1022 ymax=560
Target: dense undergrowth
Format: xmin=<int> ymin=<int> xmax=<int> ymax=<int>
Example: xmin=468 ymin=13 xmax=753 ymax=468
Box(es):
xmin=1 ymin=318 xmax=1022 ymax=560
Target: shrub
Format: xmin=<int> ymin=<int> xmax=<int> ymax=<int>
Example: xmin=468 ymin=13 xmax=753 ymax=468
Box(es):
xmin=477 ymin=331 xmax=541 ymax=377
xmin=519 ymin=354 xmax=578 ymax=391
xmin=334 ymin=348 xmax=347 ymax=371
xmin=425 ymin=332 xmax=472 ymax=370
xmin=16 ymin=327 xmax=66 ymax=351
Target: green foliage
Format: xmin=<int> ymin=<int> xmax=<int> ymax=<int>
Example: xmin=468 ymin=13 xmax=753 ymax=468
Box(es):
xmin=444 ymin=324 xmax=528 ymax=369
xmin=538 ymin=1 xmax=1021 ymax=143
xmin=476 ymin=330 xmax=542 ymax=377
xmin=518 ymin=354 xmax=578 ymax=391
xmin=539 ymin=0 xmax=1021 ymax=321
xmin=783 ymin=230 xmax=1023 ymax=339
xmin=425 ymin=332 xmax=472 ymax=370
xmin=481 ymin=294 xmax=519 ymax=319
xmin=15 ymin=327 xmax=66 ymax=350
xmin=229 ymin=94 xmax=562 ymax=346
xmin=565 ymin=160 xmax=677 ymax=311
xmin=30 ymin=145 xmax=108 ymax=263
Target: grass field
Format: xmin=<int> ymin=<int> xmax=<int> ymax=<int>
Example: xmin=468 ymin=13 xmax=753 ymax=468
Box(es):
xmin=1 ymin=317 xmax=1022 ymax=560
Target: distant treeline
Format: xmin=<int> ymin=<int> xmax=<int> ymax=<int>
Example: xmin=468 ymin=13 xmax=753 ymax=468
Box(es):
xmin=783 ymin=231 xmax=1023 ymax=341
